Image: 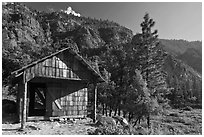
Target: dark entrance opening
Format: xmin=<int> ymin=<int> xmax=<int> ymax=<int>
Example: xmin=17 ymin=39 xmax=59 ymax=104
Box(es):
xmin=29 ymin=83 xmax=46 ymax=116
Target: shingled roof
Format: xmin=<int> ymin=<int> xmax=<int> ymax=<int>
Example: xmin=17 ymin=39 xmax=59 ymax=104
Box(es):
xmin=11 ymin=47 xmax=106 ymax=83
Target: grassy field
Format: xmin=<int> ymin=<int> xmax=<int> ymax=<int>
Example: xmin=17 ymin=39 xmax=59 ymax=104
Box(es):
xmin=143 ymin=109 xmax=202 ymax=135
xmin=2 ymin=109 xmax=202 ymax=135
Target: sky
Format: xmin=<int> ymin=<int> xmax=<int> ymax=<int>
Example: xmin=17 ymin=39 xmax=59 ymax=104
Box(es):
xmin=23 ymin=2 xmax=202 ymax=41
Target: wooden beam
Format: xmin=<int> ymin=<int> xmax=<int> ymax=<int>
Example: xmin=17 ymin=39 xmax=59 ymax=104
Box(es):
xmin=35 ymin=88 xmax=46 ymax=104
xmin=15 ymin=72 xmax=23 ymax=78
xmin=16 ymin=82 xmax=21 ymax=123
xmin=93 ymin=83 xmax=97 ymax=123
xmin=21 ymin=81 xmax=27 ymax=129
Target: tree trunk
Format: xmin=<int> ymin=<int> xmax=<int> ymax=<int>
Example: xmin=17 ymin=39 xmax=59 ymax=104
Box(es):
xmin=118 ymin=107 xmax=121 ymax=116
xmin=118 ymin=100 xmax=121 ymax=116
xmin=102 ymin=103 xmax=105 ymax=115
xmin=123 ymin=110 xmax=126 ymax=118
xmin=128 ymin=112 xmax=133 ymax=122
xmin=114 ymin=108 xmax=117 ymax=116
xmin=105 ymin=104 xmax=108 ymax=116
xmin=109 ymin=107 xmax=112 ymax=117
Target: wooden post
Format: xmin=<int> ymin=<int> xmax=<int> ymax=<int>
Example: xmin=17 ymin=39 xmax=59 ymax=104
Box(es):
xmin=16 ymin=82 xmax=21 ymax=123
xmin=18 ymin=81 xmax=24 ymax=124
xmin=93 ymin=83 xmax=97 ymax=123
xmin=21 ymin=72 xmax=28 ymax=129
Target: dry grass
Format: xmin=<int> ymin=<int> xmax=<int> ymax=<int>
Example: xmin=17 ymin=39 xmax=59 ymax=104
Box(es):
xmin=143 ymin=109 xmax=202 ymax=135
xmin=2 ymin=109 xmax=202 ymax=135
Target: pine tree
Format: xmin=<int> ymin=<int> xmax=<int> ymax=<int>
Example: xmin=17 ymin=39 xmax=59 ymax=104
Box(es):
xmin=98 ymin=42 xmax=151 ymax=117
xmin=131 ymin=13 xmax=168 ymax=102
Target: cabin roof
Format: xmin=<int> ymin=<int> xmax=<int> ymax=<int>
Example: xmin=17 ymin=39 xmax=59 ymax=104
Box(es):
xmin=11 ymin=48 xmax=106 ymax=82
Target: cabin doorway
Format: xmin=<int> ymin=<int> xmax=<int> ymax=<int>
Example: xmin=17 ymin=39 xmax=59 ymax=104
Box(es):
xmin=28 ymin=83 xmax=47 ymax=116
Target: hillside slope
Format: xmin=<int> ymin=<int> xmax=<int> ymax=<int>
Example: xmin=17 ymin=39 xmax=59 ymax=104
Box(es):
xmin=160 ymin=39 xmax=202 ymax=74
xmin=2 ymin=2 xmax=133 ymax=83
xmin=163 ymin=55 xmax=202 ymax=104
xmin=2 ymin=2 xmax=202 ymax=104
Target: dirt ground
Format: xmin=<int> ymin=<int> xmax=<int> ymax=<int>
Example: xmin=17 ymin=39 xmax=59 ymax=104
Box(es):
xmin=2 ymin=109 xmax=202 ymax=135
xmin=2 ymin=118 xmax=96 ymax=135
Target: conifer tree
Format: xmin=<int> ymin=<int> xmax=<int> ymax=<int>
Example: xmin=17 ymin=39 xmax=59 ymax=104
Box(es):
xmin=131 ymin=13 xmax=168 ymax=102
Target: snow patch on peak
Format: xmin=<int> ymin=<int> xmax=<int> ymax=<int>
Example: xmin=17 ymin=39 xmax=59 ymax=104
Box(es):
xmin=61 ymin=6 xmax=81 ymax=17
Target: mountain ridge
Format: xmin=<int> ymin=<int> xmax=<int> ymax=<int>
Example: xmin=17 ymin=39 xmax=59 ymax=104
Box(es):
xmin=2 ymin=2 xmax=202 ymax=104
xmin=159 ymin=39 xmax=202 ymax=74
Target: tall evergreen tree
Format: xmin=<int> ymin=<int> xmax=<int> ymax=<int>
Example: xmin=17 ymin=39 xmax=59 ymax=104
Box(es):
xmin=98 ymin=42 xmax=151 ymax=117
xmin=131 ymin=13 xmax=168 ymax=103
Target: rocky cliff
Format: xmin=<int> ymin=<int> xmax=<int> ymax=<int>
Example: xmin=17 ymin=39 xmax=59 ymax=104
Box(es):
xmin=2 ymin=2 xmax=202 ymax=104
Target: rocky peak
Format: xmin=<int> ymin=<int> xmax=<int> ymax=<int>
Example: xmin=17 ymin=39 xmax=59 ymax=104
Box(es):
xmin=61 ymin=6 xmax=81 ymax=17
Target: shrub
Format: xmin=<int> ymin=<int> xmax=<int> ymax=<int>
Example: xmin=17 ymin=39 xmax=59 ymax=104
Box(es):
xmin=182 ymin=106 xmax=193 ymax=111
xmin=87 ymin=125 xmax=129 ymax=135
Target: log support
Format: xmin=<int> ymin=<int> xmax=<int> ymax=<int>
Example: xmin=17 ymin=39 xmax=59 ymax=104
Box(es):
xmin=93 ymin=83 xmax=97 ymax=123
xmin=20 ymin=72 xmax=28 ymax=129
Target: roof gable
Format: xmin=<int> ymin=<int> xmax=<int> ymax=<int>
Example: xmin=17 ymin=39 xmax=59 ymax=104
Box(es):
xmin=11 ymin=48 xmax=105 ymax=83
